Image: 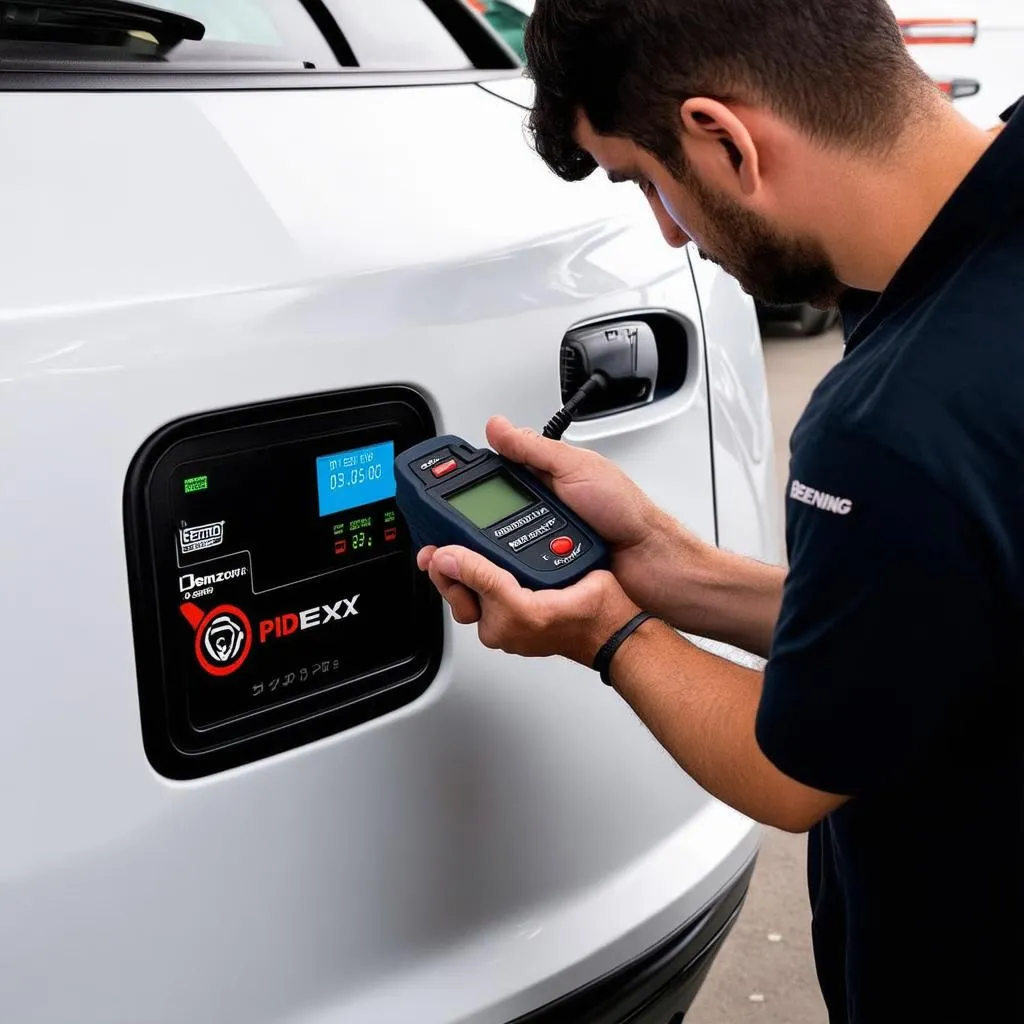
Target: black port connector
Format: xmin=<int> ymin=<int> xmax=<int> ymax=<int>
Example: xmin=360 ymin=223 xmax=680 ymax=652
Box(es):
xmin=542 ymin=372 xmax=609 ymax=440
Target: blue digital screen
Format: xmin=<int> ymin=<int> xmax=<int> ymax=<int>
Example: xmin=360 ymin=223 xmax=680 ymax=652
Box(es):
xmin=316 ymin=442 xmax=396 ymax=517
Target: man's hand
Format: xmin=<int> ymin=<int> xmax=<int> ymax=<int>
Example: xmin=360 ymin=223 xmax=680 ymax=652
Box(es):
xmin=443 ymin=416 xmax=702 ymax=621
xmin=416 ymin=544 xmax=640 ymax=665
xmin=483 ymin=416 xmax=661 ymax=553
xmin=437 ymin=417 xmax=784 ymax=658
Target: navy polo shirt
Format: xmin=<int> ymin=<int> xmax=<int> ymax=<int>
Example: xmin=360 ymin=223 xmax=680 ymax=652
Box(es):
xmin=755 ymin=101 xmax=1024 ymax=1023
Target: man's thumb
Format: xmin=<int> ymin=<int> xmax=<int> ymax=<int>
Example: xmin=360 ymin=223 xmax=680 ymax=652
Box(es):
xmin=433 ymin=547 xmax=510 ymax=597
xmin=486 ymin=416 xmax=569 ymax=476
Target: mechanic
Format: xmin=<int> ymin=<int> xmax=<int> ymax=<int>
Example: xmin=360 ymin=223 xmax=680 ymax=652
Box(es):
xmin=419 ymin=1 xmax=1022 ymax=1021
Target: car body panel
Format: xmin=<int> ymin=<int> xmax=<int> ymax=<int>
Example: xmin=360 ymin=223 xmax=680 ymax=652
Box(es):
xmin=688 ymin=253 xmax=783 ymax=564
xmin=0 ymin=80 xmax=761 ymax=1023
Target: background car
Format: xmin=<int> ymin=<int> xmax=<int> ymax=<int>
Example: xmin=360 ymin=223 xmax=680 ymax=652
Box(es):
xmin=764 ymin=2 xmax=1024 ymax=337
xmin=755 ymin=302 xmax=840 ymax=339
xmin=467 ymin=0 xmax=530 ymax=60
xmin=891 ymin=0 xmax=1024 ymax=127
xmin=0 ymin=1 xmax=779 ymax=1021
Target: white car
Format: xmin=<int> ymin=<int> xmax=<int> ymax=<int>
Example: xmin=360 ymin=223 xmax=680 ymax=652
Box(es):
xmin=0 ymin=2 xmax=779 ymax=1021
xmin=891 ymin=1 xmax=1024 ymax=126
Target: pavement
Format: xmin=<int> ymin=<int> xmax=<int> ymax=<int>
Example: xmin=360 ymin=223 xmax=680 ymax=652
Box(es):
xmin=686 ymin=326 xmax=845 ymax=1024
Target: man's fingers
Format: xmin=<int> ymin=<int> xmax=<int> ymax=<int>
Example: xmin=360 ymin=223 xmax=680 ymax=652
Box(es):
xmin=416 ymin=546 xmax=438 ymax=572
xmin=422 ymin=545 xmax=519 ymax=624
xmin=486 ymin=416 xmax=581 ymax=477
xmin=432 ymin=545 xmax=520 ymax=600
xmin=427 ymin=560 xmax=482 ymax=624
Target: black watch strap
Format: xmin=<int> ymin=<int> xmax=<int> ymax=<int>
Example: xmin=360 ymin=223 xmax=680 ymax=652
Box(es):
xmin=592 ymin=612 xmax=657 ymax=686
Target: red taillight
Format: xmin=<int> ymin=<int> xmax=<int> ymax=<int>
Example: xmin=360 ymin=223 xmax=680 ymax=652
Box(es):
xmin=899 ymin=19 xmax=977 ymax=45
xmin=465 ymin=0 xmax=487 ymax=11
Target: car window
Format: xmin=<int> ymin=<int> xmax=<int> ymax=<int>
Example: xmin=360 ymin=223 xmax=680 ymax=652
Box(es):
xmin=468 ymin=0 xmax=529 ymax=62
xmin=0 ymin=0 xmax=343 ymax=69
xmin=0 ymin=0 xmax=518 ymax=76
xmin=327 ymin=0 xmax=473 ymax=70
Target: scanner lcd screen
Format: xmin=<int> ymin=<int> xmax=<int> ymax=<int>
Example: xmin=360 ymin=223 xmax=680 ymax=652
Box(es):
xmin=446 ymin=473 xmax=534 ymax=528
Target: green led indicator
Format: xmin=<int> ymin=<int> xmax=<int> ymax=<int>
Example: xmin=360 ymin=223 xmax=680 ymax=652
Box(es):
xmin=384 ymin=510 xmax=397 ymax=524
xmin=332 ymin=523 xmax=346 ymax=536
xmin=349 ymin=516 xmax=373 ymax=532
xmin=184 ymin=475 xmax=208 ymax=494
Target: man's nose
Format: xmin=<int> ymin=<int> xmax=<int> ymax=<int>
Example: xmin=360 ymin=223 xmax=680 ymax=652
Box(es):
xmin=660 ymin=220 xmax=690 ymax=248
xmin=649 ymin=195 xmax=689 ymax=248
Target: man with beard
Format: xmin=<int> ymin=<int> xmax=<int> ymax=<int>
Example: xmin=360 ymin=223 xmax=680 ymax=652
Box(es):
xmin=418 ymin=2 xmax=1022 ymax=1021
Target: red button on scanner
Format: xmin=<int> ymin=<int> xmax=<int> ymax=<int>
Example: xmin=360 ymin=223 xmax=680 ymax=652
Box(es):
xmin=549 ymin=536 xmax=575 ymax=556
xmin=431 ymin=458 xmax=458 ymax=478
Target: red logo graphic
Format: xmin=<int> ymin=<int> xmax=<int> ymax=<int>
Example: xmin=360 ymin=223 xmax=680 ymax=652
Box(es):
xmin=180 ymin=602 xmax=253 ymax=676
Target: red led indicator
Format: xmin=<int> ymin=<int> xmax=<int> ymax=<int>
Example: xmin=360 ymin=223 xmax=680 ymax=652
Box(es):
xmin=335 ymin=539 xmax=348 ymax=555
xmin=384 ymin=527 xmax=398 ymax=542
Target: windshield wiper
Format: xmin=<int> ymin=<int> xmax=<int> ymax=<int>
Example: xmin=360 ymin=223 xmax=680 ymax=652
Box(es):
xmin=0 ymin=0 xmax=205 ymax=48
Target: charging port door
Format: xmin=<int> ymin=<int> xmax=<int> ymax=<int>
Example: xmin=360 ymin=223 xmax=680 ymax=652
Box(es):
xmin=559 ymin=312 xmax=689 ymax=419
xmin=124 ymin=387 xmax=441 ymax=779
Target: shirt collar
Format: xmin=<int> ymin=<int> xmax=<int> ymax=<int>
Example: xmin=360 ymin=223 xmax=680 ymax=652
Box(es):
xmin=843 ymin=96 xmax=1024 ymax=352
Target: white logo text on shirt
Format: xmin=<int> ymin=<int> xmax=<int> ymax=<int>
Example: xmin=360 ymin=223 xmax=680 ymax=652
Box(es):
xmin=790 ymin=479 xmax=853 ymax=515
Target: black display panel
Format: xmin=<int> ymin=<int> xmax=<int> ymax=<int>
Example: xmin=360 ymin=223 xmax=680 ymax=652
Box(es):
xmin=124 ymin=387 xmax=441 ymax=779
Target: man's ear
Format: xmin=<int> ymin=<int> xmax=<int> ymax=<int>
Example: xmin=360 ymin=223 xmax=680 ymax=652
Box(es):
xmin=679 ymin=97 xmax=761 ymax=198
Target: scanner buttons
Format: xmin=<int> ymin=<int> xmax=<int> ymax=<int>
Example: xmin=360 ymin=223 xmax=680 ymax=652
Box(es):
xmin=430 ymin=459 xmax=458 ymax=478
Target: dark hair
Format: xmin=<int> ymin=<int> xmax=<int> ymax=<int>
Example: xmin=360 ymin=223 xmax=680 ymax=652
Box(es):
xmin=524 ymin=0 xmax=931 ymax=181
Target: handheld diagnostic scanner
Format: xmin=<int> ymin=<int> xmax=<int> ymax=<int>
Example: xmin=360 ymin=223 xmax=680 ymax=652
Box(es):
xmin=395 ymin=436 xmax=609 ymax=589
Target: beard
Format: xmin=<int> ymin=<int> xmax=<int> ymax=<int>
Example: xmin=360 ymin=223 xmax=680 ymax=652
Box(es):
xmin=686 ymin=170 xmax=844 ymax=308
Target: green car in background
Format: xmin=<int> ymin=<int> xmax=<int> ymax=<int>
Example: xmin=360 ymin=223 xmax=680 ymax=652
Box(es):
xmin=469 ymin=0 xmax=530 ymax=61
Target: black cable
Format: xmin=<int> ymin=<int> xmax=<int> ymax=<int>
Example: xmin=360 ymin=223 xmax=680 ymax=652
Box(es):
xmin=542 ymin=371 xmax=609 ymax=440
